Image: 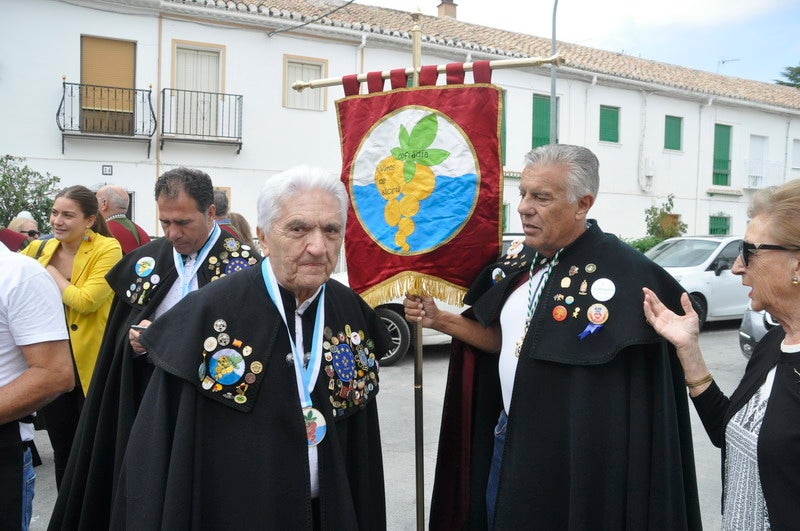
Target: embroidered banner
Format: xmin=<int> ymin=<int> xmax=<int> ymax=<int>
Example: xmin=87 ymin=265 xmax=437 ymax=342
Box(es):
xmin=336 ymin=84 xmax=503 ymax=306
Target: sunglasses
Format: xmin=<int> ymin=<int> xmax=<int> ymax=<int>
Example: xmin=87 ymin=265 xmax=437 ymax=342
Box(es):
xmin=20 ymin=230 xmax=40 ymax=238
xmin=738 ymin=240 xmax=800 ymax=267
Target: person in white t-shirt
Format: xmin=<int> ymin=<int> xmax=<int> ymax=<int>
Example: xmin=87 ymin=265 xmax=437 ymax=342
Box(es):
xmin=0 ymin=244 xmax=73 ymax=530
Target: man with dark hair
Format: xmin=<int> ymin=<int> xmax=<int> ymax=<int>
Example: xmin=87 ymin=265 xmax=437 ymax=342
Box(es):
xmin=212 ymin=188 xmax=246 ymax=240
xmin=49 ymin=167 xmax=260 ymax=530
xmin=96 ymin=185 xmax=151 ymax=254
xmin=406 ymin=145 xmax=701 ymax=530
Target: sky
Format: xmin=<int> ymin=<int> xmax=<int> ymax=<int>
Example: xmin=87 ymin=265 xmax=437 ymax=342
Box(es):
xmin=356 ymin=0 xmax=799 ymax=84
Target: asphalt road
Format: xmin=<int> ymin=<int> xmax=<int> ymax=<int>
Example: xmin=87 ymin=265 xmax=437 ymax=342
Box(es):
xmin=30 ymin=320 xmax=745 ymax=530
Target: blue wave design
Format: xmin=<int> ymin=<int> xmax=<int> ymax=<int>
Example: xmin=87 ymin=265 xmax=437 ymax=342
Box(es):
xmin=352 ymin=174 xmax=478 ymax=253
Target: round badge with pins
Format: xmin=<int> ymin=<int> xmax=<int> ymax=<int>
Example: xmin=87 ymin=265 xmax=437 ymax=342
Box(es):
xmin=590 ymin=278 xmax=616 ymax=302
xmin=213 ymin=319 xmax=227 ymax=332
xmin=135 ymin=257 xmax=155 ymax=277
xmin=151 ymin=274 xmax=160 ymax=285
xmin=304 ymin=406 xmax=327 ymax=446
xmin=250 ymin=361 xmax=263 ymax=374
xmin=587 ymin=303 xmax=609 ymax=325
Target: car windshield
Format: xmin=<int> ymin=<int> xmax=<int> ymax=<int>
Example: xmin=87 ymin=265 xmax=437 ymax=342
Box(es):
xmin=645 ymin=239 xmax=720 ymax=267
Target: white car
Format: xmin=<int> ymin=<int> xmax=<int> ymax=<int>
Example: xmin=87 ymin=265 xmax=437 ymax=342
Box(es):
xmin=333 ymin=233 xmax=525 ymax=365
xmin=645 ymin=236 xmax=749 ymax=326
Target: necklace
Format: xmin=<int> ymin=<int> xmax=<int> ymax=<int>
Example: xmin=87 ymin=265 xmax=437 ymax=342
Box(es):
xmin=105 ymin=213 xmax=127 ymax=222
xmin=515 ymin=249 xmax=562 ymax=357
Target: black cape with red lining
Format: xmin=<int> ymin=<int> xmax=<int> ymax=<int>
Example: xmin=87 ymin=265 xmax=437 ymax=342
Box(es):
xmin=49 ymin=233 xmax=258 ymax=530
xmin=429 ymin=221 xmax=702 ymax=530
xmin=110 ymin=265 xmax=389 ymax=530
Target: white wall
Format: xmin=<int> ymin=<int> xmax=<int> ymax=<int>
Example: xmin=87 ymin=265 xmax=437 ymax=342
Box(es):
xmin=4 ymin=0 xmax=799 ymax=241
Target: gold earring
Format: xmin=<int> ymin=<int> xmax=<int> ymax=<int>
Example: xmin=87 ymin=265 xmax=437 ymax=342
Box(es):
xmin=793 ymin=275 xmax=799 ymax=286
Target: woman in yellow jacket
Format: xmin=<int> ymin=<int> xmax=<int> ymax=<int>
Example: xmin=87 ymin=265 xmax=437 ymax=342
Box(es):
xmin=23 ymin=185 xmax=122 ymax=487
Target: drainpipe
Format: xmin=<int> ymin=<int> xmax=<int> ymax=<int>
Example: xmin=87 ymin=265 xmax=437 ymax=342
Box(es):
xmin=637 ymin=89 xmax=651 ymax=192
xmin=357 ymin=34 xmax=367 ymax=86
xmin=583 ymin=75 xmax=597 ymax=146
xmin=694 ymin=98 xmax=714 ymax=233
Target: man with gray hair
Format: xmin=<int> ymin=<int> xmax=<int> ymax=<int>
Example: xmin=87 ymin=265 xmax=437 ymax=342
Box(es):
xmin=96 ymin=184 xmax=151 ymax=254
xmin=406 ymin=145 xmax=701 ymax=529
xmin=110 ymin=165 xmax=390 ymax=529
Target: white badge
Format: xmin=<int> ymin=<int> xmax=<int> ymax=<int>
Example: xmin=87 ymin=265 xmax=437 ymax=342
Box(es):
xmin=590 ymin=278 xmax=616 ymax=302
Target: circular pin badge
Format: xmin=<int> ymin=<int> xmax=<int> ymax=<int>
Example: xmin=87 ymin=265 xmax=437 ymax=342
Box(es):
xmin=590 ymin=278 xmax=616 ymax=302
xmin=242 ymin=345 xmax=252 ymax=357
xmin=587 ymin=303 xmax=609 ymax=325
xmin=244 ymin=373 xmax=256 ymax=384
xmin=217 ymin=333 xmax=230 ymax=346
xmin=250 ymin=361 xmax=263 ymax=374
xmin=130 ymin=283 xmax=136 ymax=291
xmin=209 ymin=349 xmax=245 ymax=385
xmin=208 ymin=256 xmax=218 ymax=265
xmin=560 ymin=277 xmax=571 ymax=288
xmin=143 ymin=282 xmax=151 ymax=290
xmin=241 ymin=250 xmax=250 ymax=258
xmin=213 ymin=319 xmax=227 ymax=332
xmin=350 ymin=331 xmax=361 ymax=345
xmin=201 ymin=376 xmax=214 ymax=390
xmin=242 ymin=244 xmax=251 ymax=251
xmin=135 ymin=257 xmax=155 ymax=277
xmin=234 ymin=395 xmax=247 ymax=404
xmin=491 ymin=267 xmax=506 ymax=283
xmin=585 ymin=263 xmax=597 ymax=274
xmin=151 ymin=274 xmax=160 ymax=285
xmin=552 ymin=305 xmax=568 ymax=322
xmin=126 ymin=290 xmax=132 ymax=298
xmin=565 ymin=295 xmax=575 ymax=305
xmin=203 ymin=336 xmax=218 ymax=352
xmin=223 ymin=238 xmax=239 ymax=252
xmin=303 ymin=406 xmax=327 ymax=446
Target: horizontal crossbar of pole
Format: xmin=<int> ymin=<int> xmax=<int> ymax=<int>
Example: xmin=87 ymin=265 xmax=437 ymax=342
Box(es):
xmin=292 ymin=54 xmax=564 ymax=91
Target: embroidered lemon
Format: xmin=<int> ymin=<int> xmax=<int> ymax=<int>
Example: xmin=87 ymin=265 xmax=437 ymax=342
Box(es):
xmin=373 ymin=113 xmax=449 ymax=253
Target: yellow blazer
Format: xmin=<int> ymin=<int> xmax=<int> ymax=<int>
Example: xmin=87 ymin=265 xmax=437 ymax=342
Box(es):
xmin=23 ymin=230 xmax=122 ymax=395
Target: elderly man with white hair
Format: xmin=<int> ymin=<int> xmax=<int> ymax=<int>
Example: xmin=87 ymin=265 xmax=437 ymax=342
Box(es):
xmin=110 ymin=165 xmax=391 ymax=530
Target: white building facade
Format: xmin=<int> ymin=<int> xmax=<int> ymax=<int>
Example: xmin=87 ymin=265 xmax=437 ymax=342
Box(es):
xmin=4 ymin=0 xmax=800 ymax=238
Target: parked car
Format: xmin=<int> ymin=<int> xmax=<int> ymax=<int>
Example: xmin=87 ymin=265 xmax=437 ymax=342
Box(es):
xmin=333 ymin=233 xmax=524 ymax=365
xmin=644 ymin=236 xmax=749 ymax=327
xmin=739 ymin=304 xmax=778 ymax=358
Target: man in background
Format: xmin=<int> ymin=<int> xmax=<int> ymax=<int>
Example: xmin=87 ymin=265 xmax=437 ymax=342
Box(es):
xmin=96 ymin=184 xmax=151 ymax=254
xmin=213 ymin=188 xmax=246 ymax=240
xmin=0 ymin=243 xmax=73 ymax=530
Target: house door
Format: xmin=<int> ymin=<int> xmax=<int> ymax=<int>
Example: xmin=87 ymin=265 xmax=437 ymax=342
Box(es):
xmin=174 ymin=47 xmax=221 ymax=136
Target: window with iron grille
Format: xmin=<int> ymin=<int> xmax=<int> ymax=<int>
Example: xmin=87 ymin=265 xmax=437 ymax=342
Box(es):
xmin=709 ymin=215 xmax=730 ymax=235
xmin=664 ymin=115 xmax=682 ymax=150
xmin=599 ymin=105 xmax=619 ymax=143
xmin=284 ymin=56 xmax=327 ymax=111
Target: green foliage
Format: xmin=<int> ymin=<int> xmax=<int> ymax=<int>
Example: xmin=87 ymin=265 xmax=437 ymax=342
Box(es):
xmin=775 ymin=64 xmax=800 ymax=88
xmin=624 ymin=235 xmax=662 ymax=253
xmin=644 ymin=194 xmax=687 ymax=240
xmin=0 ymin=155 xmax=61 ymax=232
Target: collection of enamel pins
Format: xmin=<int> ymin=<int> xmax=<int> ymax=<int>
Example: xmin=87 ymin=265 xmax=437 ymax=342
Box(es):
xmin=496 ymin=238 xmax=615 ymax=340
xmin=197 ymin=320 xmax=379 ymax=415
xmin=125 ymin=238 xmax=257 ymax=305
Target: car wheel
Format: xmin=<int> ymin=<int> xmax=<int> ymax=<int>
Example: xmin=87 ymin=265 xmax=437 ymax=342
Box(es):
xmin=375 ymin=307 xmax=411 ymax=366
xmin=690 ymin=293 xmax=708 ymax=329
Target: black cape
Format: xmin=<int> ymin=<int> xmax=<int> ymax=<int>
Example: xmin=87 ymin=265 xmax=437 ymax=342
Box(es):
xmin=50 ymin=232 xmax=258 ymax=530
xmin=430 ymin=222 xmax=702 ymax=530
xmin=111 ymin=265 xmax=389 ymax=530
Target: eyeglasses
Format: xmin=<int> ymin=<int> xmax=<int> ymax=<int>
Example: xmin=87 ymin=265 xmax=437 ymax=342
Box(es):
xmin=19 ymin=230 xmax=40 ymax=238
xmin=738 ymin=240 xmax=800 ymax=267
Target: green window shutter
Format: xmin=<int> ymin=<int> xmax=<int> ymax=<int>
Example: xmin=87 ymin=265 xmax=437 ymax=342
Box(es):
xmin=709 ymin=216 xmax=730 ymax=235
xmin=599 ymin=105 xmax=619 ymax=143
xmin=501 ymin=90 xmax=507 ymax=166
xmin=713 ymin=124 xmax=732 ymax=185
xmin=664 ymin=115 xmax=682 ymax=150
xmin=532 ymin=94 xmax=550 ymax=148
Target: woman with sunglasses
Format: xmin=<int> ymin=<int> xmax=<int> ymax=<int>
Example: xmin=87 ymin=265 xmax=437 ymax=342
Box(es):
xmin=7 ymin=216 xmax=40 ymax=249
xmin=643 ymin=179 xmax=800 ymax=531
xmin=21 ymin=185 xmax=122 ymax=488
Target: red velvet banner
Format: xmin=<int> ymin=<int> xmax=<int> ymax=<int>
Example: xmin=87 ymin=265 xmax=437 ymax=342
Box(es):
xmin=336 ymin=84 xmax=503 ymax=306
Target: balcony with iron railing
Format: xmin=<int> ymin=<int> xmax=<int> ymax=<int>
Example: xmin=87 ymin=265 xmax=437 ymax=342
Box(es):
xmin=161 ymin=88 xmax=243 ymax=153
xmin=56 ymin=80 xmax=156 ymax=155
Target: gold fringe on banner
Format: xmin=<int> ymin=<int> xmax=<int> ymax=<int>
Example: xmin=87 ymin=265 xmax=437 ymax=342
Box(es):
xmin=360 ymin=271 xmax=468 ymax=308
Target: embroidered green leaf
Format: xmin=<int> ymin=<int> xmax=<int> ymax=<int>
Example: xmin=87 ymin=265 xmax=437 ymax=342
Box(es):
xmin=423 ymin=148 xmax=450 ymax=166
xmin=408 ymin=113 xmax=438 ymax=150
xmin=398 ymin=125 xmax=411 ymax=150
xmin=404 ymin=160 xmax=416 ymax=183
